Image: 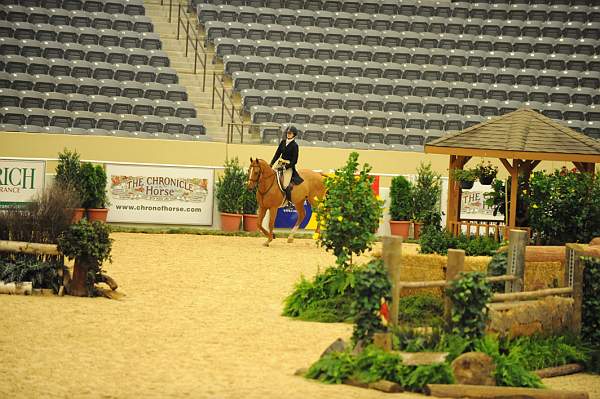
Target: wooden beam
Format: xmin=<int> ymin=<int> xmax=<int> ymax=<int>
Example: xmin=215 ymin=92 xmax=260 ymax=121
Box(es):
xmin=534 ymin=364 xmax=584 ymax=379
xmin=424 ymin=145 xmax=600 ymax=163
xmin=508 ymin=159 xmax=519 ymax=228
xmin=398 ymin=275 xmax=516 ymax=289
xmin=383 ymin=236 xmax=402 ymax=328
xmin=491 ymin=287 xmax=573 ymax=302
xmin=499 ymin=158 xmax=514 ymax=174
xmin=425 ymin=384 xmax=589 ymax=399
xmin=444 ymin=249 xmax=464 ymax=328
xmin=0 ymin=240 xmax=60 ymax=255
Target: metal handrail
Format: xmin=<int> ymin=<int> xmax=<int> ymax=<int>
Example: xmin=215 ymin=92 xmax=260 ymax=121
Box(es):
xmin=173 ymin=3 xmax=212 ymax=91
xmin=226 ymin=122 xmax=281 ymax=144
xmin=211 ymin=72 xmax=243 ymax=130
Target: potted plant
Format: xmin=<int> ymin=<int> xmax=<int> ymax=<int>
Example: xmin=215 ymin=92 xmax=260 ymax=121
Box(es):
xmin=55 ymin=148 xmax=84 ymax=222
xmin=79 ymin=162 xmax=109 ymax=222
xmin=215 ymin=157 xmax=245 ymax=231
xmin=242 ymin=184 xmax=259 ymax=232
xmin=389 ymin=175 xmax=413 ymax=239
xmin=475 ymin=161 xmax=498 ymax=185
xmin=452 ymin=168 xmax=477 ymax=190
xmin=413 ymin=162 xmax=442 ymax=239
xmin=57 ymin=219 xmax=113 ymax=297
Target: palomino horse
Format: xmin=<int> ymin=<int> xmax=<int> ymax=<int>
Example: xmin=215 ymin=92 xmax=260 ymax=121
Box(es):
xmin=246 ymin=158 xmax=326 ymax=246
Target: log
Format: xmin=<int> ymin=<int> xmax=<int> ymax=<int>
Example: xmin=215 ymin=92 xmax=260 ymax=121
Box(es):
xmin=534 ymin=364 xmax=584 ymax=379
xmin=399 ymin=275 xmax=516 ymax=289
xmin=368 ymin=380 xmax=403 ymax=393
xmin=395 ymin=352 xmax=448 ymax=366
xmin=0 ymin=281 xmax=33 ymax=295
xmin=0 ymin=240 xmax=60 ymax=255
xmin=425 ymin=384 xmax=589 ymax=399
xmin=96 ymin=288 xmax=126 ymax=300
xmin=492 ymin=287 xmax=573 ymax=302
xmin=98 ymin=273 xmax=118 ymax=291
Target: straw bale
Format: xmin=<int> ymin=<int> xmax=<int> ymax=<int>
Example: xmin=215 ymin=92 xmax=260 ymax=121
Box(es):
xmin=524 ymin=261 xmax=564 ymax=291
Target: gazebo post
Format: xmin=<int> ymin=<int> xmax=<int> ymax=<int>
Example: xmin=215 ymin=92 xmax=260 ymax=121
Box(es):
xmin=573 ymin=162 xmax=596 ymax=175
xmin=446 ymin=155 xmax=470 ymax=234
xmin=500 ymin=158 xmax=519 ymax=229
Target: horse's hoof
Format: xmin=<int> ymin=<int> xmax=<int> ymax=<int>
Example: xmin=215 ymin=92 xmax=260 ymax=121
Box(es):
xmin=287 ymin=237 xmax=294 ymax=243
xmin=263 ymin=241 xmax=269 ymax=247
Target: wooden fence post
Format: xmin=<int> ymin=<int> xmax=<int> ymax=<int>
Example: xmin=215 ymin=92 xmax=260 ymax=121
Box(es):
xmin=505 ymin=230 xmax=527 ymax=293
xmin=571 ymin=251 xmax=584 ymax=335
xmin=444 ymin=249 xmax=465 ymax=329
xmin=383 ymin=236 xmax=402 ymax=328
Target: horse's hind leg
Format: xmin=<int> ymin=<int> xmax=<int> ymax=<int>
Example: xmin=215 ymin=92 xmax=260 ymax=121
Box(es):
xmin=288 ymin=201 xmax=306 ymax=243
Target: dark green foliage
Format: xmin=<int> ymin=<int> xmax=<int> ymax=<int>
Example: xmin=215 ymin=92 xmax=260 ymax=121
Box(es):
xmin=389 ymin=175 xmax=413 ymax=221
xmin=55 ymin=148 xmax=82 ymax=201
xmin=306 ymin=346 xmax=453 ymax=391
xmin=487 ymin=251 xmax=508 ymax=292
xmin=398 ymin=294 xmax=443 ymax=327
xmin=451 ymin=168 xmax=477 ymax=184
xmin=582 ymin=257 xmax=600 ymax=348
xmin=528 ymin=169 xmax=600 ymax=244
xmin=351 ymin=259 xmax=392 ymax=344
xmin=78 ymin=162 xmax=108 ymax=209
xmin=395 ymin=363 xmax=455 ymax=391
xmin=446 ymin=272 xmax=492 ymax=341
xmin=0 ymin=253 xmax=63 ymax=291
xmin=413 ymin=163 xmax=441 ymax=223
xmin=316 ymin=152 xmax=383 ymax=267
xmin=508 ymin=335 xmax=588 ymax=371
xmin=215 ymin=157 xmax=246 ymax=214
xmin=474 ymin=336 xmax=543 ymax=388
xmin=241 ymin=185 xmax=258 ymax=214
xmin=306 ymin=351 xmax=356 ymax=384
xmin=419 ymin=213 xmax=500 ymax=256
xmin=484 ymin=176 xmax=529 ymax=227
xmin=282 ymin=266 xmax=356 ymax=322
xmin=58 ymin=219 xmax=112 ymax=294
xmin=353 ymin=346 xmax=404 ymax=383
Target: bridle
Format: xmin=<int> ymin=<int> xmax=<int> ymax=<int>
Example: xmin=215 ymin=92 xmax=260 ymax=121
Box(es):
xmin=248 ymin=162 xmax=276 ymax=196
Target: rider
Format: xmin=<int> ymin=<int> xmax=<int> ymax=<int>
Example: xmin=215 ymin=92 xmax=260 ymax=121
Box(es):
xmin=270 ymin=126 xmax=304 ymax=206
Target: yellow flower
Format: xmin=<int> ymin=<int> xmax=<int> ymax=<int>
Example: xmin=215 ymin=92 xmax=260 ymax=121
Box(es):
xmin=532 ymin=204 xmax=538 ymax=209
xmin=376 ymin=195 xmax=382 ymax=201
xmin=337 ymin=216 xmax=343 ymax=221
xmin=312 ymin=233 xmax=319 ymax=240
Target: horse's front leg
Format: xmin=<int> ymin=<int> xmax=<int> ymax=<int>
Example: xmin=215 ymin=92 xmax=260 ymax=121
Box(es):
xmin=288 ymin=201 xmax=305 ymax=244
xmin=257 ymin=206 xmax=268 ymax=239
xmin=264 ymin=206 xmax=278 ymax=247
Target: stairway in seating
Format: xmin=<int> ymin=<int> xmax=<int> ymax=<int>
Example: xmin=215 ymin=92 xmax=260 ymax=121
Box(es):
xmin=144 ymin=1 xmax=251 ymax=143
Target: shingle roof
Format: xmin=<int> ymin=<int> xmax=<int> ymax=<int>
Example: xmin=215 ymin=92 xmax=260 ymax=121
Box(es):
xmin=427 ymin=108 xmax=600 ymax=156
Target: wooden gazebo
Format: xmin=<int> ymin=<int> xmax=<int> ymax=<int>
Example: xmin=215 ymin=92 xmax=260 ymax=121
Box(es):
xmin=425 ymin=108 xmax=600 ymax=236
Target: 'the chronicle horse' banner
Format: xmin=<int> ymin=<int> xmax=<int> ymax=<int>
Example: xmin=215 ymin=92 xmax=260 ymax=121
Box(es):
xmin=106 ymin=164 xmax=214 ymax=225
xmin=0 ymin=159 xmax=45 ymax=207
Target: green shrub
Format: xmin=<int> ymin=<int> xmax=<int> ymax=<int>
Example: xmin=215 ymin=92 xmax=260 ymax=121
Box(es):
xmin=282 ymin=266 xmax=355 ymax=322
xmin=351 ymin=259 xmax=391 ymax=344
xmin=389 ymin=175 xmax=413 ymax=221
xmin=582 ymin=257 xmax=600 ymax=348
xmin=446 ymin=272 xmax=492 ymax=341
xmin=487 ymin=251 xmax=508 ymax=292
xmin=456 ymin=234 xmax=500 ymax=256
xmin=508 ymin=335 xmax=588 ymax=371
xmin=0 ymin=254 xmax=62 ymax=291
xmin=398 ymin=294 xmax=444 ymax=327
xmin=315 ymin=152 xmax=383 ymax=268
xmin=412 ymin=162 xmax=441 ymax=223
xmin=215 ymin=157 xmax=245 ymax=214
xmin=79 ymin=162 xmax=108 ymax=209
xmin=306 ymin=350 xmax=356 ymax=384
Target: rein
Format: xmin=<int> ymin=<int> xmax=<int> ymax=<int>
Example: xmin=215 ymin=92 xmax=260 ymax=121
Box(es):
xmin=251 ymin=164 xmax=277 ymax=196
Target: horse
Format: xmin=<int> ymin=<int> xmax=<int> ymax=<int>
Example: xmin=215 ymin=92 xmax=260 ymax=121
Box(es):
xmin=246 ymin=158 xmax=326 ymax=247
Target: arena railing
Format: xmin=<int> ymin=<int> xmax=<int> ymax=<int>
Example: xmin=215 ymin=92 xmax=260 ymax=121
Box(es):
xmin=225 ymin=122 xmax=282 ymax=144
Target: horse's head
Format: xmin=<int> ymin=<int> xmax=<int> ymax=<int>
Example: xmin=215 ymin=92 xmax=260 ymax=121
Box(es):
xmin=246 ymin=157 xmax=261 ymax=190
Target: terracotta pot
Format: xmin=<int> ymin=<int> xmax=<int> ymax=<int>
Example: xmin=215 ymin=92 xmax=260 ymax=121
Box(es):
xmin=70 ymin=208 xmax=86 ymax=223
xmin=413 ymin=222 xmax=423 ymax=240
xmin=389 ymin=220 xmax=410 ymax=239
xmin=243 ymin=214 xmax=259 ymax=232
xmin=460 ymin=180 xmax=475 ymax=190
xmin=87 ymin=208 xmax=108 ymax=222
xmin=220 ymin=212 xmax=242 ymax=232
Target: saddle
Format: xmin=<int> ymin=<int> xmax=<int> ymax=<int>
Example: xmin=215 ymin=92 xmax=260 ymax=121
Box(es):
xmin=274 ymin=160 xmax=294 ymax=204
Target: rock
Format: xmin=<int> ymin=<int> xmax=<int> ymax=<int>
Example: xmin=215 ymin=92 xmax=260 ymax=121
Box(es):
xmin=343 ymin=378 xmax=369 ymax=388
xmin=451 ymin=352 xmax=496 ymax=386
xmin=352 ymin=339 xmax=366 ymax=356
xmin=320 ymin=338 xmax=346 ymax=359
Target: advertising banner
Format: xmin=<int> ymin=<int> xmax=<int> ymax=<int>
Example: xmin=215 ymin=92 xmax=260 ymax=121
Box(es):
xmin=0 ymin=159 xmax=45 ymax=207
xmin=459 ymin=182 xmax=504 ymax=221
xmin=106 ymin=164 xmax=214 ymax=225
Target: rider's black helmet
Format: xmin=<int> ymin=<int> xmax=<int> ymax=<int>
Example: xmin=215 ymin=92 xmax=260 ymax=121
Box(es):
xmin=286 ymin=126 xmax=299 ymax=137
